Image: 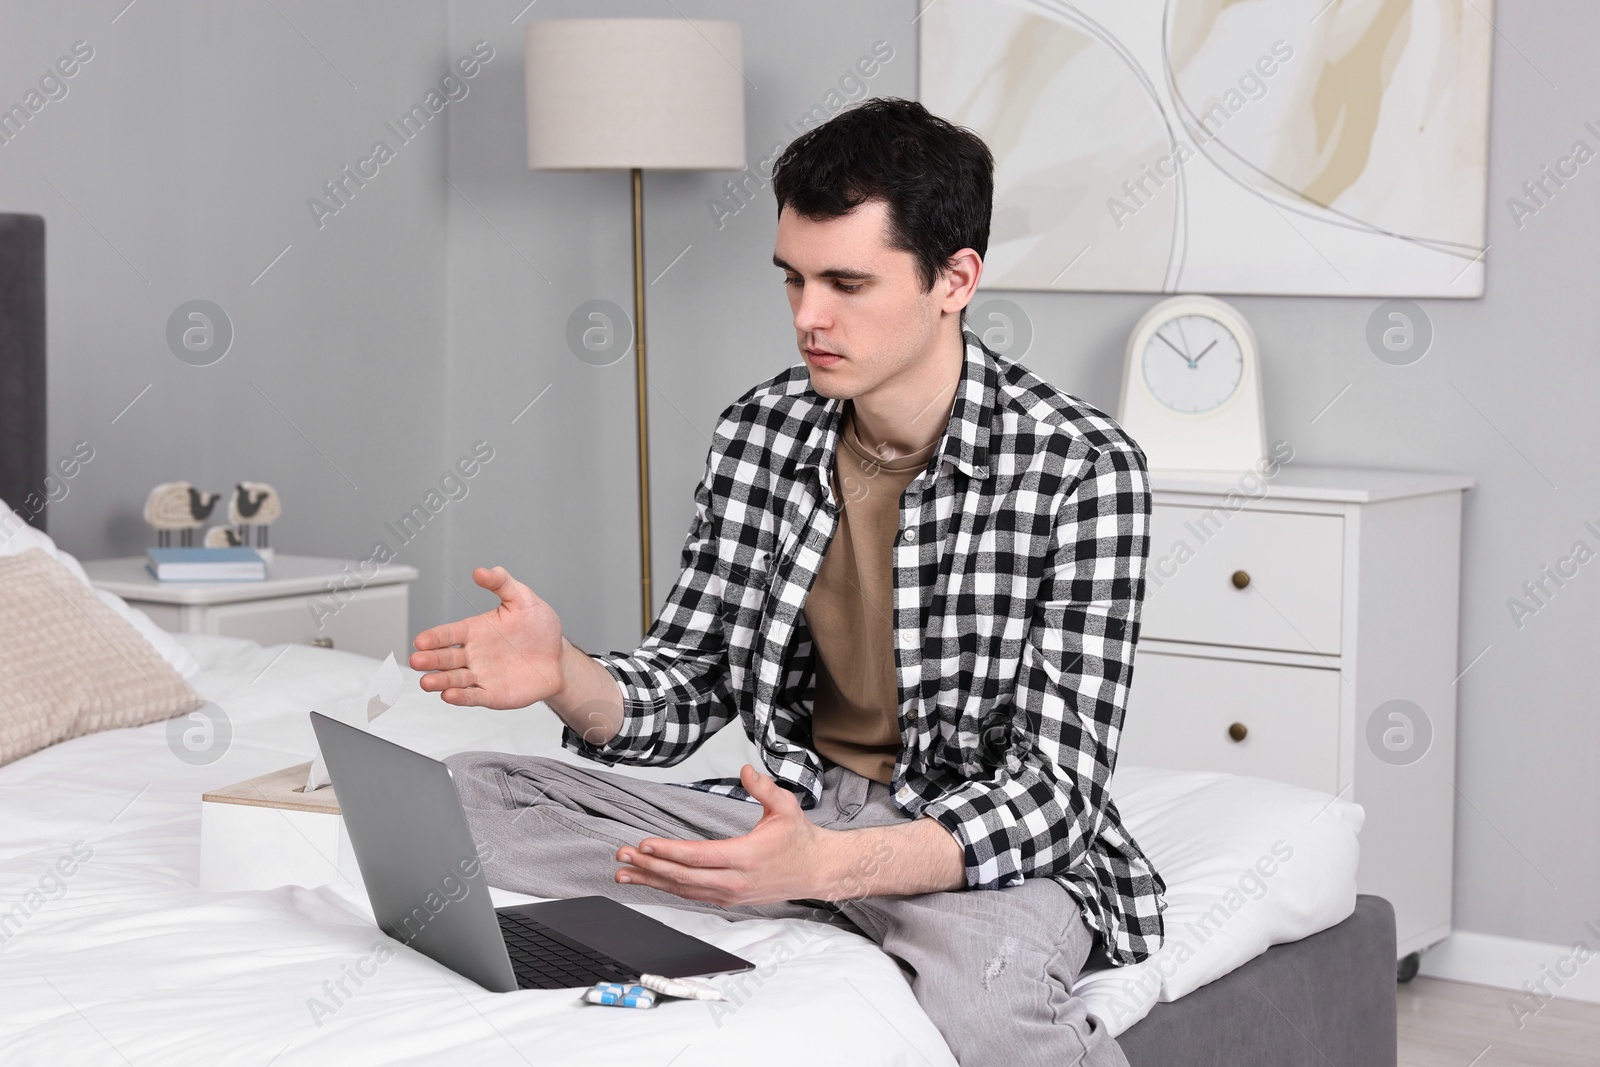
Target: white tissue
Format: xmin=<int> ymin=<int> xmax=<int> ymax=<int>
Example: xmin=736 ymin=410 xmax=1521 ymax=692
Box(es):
xmin=304 ymin=653 xmax=404 ymax=792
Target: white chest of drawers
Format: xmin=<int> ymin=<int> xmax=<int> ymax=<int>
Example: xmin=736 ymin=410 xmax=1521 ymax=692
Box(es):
xmin=1118 ymin=465 xmax=1473 ymax=960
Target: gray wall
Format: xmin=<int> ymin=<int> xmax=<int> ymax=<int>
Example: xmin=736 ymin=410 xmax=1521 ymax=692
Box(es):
xmin=6 ymin=0 xmax=1595 ymax=952
xmin=2 ymin=0 xmax=455 ymax=633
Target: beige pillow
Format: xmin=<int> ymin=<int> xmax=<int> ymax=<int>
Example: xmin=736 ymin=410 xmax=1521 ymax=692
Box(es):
xmin=0 ymin=548 xmax=202 ymax=766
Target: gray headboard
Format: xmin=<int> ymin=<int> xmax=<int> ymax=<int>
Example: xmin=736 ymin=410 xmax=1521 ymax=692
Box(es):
xmin=0 ymin=213 xmax=46 ymax=531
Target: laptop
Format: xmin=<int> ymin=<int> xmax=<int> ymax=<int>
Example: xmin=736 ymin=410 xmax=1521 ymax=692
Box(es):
xmin=309 ymin=711 xmax=754 ymax=993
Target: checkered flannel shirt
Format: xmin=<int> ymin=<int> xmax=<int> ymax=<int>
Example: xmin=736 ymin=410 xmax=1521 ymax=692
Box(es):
xmin=562 ymin=330 xmax=1167 ymax=965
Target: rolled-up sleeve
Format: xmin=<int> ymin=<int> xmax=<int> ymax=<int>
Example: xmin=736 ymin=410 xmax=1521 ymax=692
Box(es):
xmin=919 ymin=442 xmax=1150 ymax=890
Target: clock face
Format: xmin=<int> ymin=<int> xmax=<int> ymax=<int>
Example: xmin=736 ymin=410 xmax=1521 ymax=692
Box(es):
xmin=1140 ymin=313 xmax=1245 ymax=414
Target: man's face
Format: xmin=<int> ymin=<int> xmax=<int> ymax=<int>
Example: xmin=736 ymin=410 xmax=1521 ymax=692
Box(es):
xmin=773 ymin=199 xmax=943 ymax=402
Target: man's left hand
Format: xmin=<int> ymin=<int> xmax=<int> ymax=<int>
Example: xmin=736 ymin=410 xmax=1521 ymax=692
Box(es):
xmin=613 ymin=764 xmax=848 ymax=906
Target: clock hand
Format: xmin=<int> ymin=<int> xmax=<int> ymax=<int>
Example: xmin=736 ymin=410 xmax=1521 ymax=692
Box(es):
xmin=1155 ymin=331 xmax=1192 ymax=364
xmin=1192 ymin=339 xmax=1218 ymax=364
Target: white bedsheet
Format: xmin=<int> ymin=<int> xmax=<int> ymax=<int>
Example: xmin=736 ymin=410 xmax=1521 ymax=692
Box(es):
xmin=0 ymin=634 xmax=1362 ymax=1064
xmin=0 ymin=635 xmax=954 ymax=1066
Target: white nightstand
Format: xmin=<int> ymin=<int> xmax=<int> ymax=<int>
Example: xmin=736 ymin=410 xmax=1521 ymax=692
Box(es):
xmin=83 ymin=554 xmax=420 ymax=661
xmin=1117 ymin=466 xmax=1473 ymax=964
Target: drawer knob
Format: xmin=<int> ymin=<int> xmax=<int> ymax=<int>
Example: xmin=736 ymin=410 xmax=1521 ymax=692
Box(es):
xmin=310 ymin=636 xmax=334 ymax=649
xmin=1227 ymin=722 xmax=1248 ymax=743
xmin=1230 ymin=569 xmax=1251 ymax=590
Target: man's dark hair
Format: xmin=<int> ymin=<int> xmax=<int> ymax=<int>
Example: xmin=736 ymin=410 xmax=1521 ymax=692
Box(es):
xmin=770 ymin=98 xmax=993 ymax=308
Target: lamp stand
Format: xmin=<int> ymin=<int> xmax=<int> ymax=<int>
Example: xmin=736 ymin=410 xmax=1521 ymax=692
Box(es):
xmin=630 ymin=167 xmax=653 ymax=635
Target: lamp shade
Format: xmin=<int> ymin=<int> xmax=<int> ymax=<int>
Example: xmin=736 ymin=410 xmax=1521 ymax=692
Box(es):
xmin=525 ymin=18 xmax=746 ymax=171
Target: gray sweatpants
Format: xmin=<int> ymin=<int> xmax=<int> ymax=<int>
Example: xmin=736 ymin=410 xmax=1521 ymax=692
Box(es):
xmin=443 ymin=751 xmax=1129 ymax=1067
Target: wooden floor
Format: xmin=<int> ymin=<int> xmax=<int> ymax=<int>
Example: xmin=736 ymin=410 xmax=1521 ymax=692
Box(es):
xmin=1398 ymin=977 xmax=1600 ymax=1066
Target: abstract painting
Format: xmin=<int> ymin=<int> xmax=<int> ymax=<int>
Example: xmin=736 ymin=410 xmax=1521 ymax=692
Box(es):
xmin=918 ymin=0 xmax=1494 ymax=297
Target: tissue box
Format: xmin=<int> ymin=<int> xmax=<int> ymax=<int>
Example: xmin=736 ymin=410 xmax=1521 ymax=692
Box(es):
xmin=200 ymin=761 xmax=365 ymax=893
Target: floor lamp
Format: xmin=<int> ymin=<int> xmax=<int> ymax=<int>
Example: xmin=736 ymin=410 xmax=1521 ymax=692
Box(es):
xmin=525 ymin=19 xmax=747 ymax=635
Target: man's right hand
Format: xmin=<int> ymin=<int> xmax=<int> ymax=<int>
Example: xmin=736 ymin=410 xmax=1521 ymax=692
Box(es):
xmin=410 ymin=566 xmax=564 ymax=709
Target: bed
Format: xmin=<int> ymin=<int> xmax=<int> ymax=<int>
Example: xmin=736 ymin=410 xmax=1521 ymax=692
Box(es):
xmin=0 ymin=212 xmax=1394 ymax=1064
xmin=0 ymin=618 xmax=1396 ymax=1066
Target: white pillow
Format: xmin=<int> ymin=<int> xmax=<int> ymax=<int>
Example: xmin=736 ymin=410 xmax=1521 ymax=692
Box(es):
xmin=0 ymin=502 xmax=201 ymax=679
xmin=1072 ymin=766 xmax=1365 ymax=1036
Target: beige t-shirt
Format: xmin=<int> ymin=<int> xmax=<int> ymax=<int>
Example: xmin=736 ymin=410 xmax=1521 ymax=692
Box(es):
xmin=803 ymin=407 xmax=938 ymax=784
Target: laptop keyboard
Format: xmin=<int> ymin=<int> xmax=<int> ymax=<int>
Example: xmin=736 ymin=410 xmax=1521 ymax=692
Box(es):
xmin=497 ymin=911 xmax=637 ymax=990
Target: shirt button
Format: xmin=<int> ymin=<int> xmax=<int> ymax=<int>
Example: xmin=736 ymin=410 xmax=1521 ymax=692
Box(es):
xmin=902 ymin=527 xmax=917 ymax=544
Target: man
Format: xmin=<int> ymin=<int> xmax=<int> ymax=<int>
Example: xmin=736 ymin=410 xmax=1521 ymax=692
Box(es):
xmin=412 ymin=97 xmax=1164 ymax=1066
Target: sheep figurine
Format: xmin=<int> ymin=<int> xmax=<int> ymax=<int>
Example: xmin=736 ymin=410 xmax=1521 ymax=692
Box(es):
xmin=143 ymin=482 xmax=221 ymax=547
xmin=228 ymin=482 xmax=281 ymax=549
xmin=203 ymin=525 xmax=243 ymax=548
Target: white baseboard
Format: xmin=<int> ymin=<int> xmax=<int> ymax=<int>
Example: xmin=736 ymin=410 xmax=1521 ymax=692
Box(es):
xmin=1418 ymin=928 xmax=1600 ymax=1005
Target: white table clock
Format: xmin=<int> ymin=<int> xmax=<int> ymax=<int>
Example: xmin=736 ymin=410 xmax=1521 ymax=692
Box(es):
xmin=1117 ymin=294 xmax=1266 ymax=472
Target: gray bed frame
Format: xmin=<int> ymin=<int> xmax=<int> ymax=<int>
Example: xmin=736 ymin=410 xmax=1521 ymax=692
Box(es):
xmin=0 ymin=214 xmax=47 ymax=532
xmin=1121 ymin=895 xmax=1397 ymax=1066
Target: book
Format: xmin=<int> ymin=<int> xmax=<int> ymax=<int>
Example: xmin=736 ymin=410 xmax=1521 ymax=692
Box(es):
xmin=145 ymin=547 xmax=267 ymax=581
